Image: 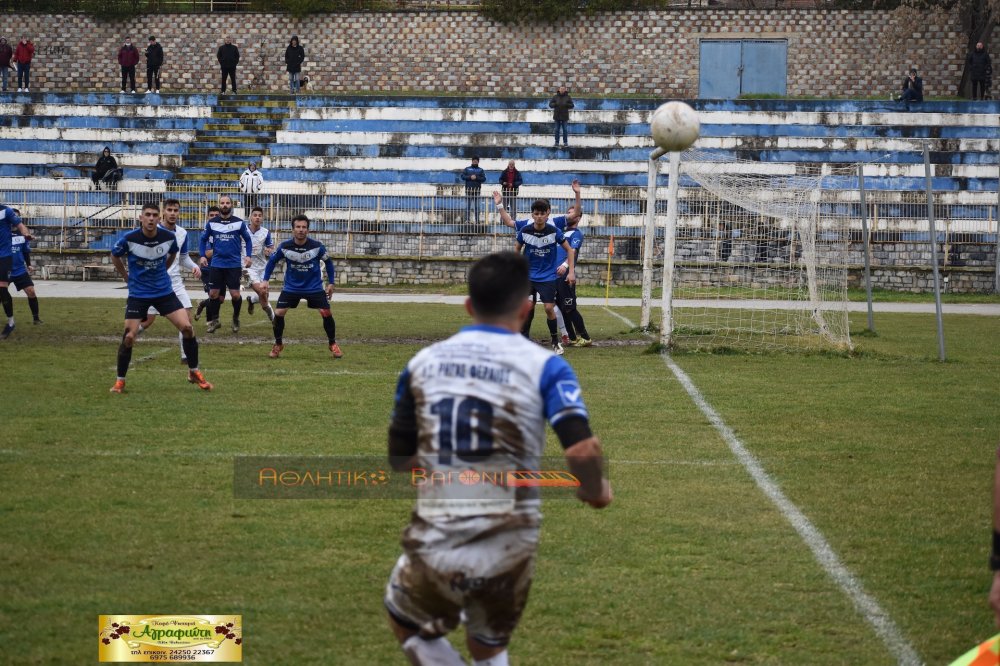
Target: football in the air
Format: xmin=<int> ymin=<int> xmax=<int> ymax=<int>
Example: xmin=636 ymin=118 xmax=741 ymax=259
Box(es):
xmin=650 ymin=101 xmax=700 ymax=152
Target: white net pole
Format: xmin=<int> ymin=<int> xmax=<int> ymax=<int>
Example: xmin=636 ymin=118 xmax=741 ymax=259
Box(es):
xmin=660 ymin=151 xmax=680 ymax=347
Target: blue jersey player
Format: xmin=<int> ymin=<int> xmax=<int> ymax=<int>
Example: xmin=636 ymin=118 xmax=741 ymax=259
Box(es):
xmin=555 ymin=207 xmax=592 ymax=347
xmin=262 ymin=214 xmax=342 ymax=359
xmin=0 ymin=203 xmax=31 ymax=340
xmin=198 ymin=194 xmax=253 ymax=334
xmin=384 ymin=251 xmax=611 ymax=666
xmin=1 ymin=222 xmax=42 ymax=339
xmin=109 ymin=202 xmax=212 ymax=393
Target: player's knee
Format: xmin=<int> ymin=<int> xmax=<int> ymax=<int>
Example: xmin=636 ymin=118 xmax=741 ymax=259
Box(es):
xmin=319 ymin=308 xmax=331 ymax=317
xmin=122 ymin=330 xmax=136 ymax=347
xmin=24 ymin=287 xmax=36 ymax=298
xmin=179 ymin=323 xmax=193 ymax=337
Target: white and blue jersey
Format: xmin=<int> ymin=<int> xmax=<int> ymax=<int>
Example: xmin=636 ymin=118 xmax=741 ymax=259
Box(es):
xmin=555 ymin=227 xmax=584 ymax=268
xmin=263 ymin=238 xmax=335 ymax=293
xmin=10 ymin=232 xmax=29 ymax=277
xmin=391 ymin=324 xmax=589 ymax=524
xmin=198 ymin=215 xmax=253 ymax=269
xmin=516 ymin=222 xmax=566 ymax=283
xmin=0 ymin=206 xmax=23 ymax=258
xmin=111 ymin=227 xmax=179 ymax=299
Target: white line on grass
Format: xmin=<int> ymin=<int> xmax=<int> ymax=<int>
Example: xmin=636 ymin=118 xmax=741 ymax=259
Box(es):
xmin=603 ymin=307 xmax=922 ymax=666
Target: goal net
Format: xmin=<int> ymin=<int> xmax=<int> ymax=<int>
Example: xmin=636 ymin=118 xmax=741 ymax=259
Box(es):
xmin=661 ymin=148 xmax=852 ymax=352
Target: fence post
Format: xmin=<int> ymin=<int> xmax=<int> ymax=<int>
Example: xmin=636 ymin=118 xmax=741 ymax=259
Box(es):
xmin=922 ymin=142 xmax=946 ymax=362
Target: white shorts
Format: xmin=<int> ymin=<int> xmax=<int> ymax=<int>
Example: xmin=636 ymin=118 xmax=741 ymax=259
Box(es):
xmin=384 ymin=523 xmax=538 ymax=647
xmin=148 ymin=279 xmax=193 ymax=315
xmin=246 ymin=267 xmax=266 ymax=286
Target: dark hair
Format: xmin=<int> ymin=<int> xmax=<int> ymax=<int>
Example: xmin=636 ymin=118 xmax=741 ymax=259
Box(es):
xmin=292 ymin=214 xmax=310 ymax=228
xmin=468 ymin=252 xmax=530 ymax=318
xmin=163 ymin=198 xmax=180 ymax=208
xmin=531 ymin=199 xmax=551 ymax=213
xmin=141 ymin=202 xmax=160 ymax=213
xmin=251 ymin=206 xmax=263 ymax=214
xmin=207 ymin=205 xmax=221 ymax=213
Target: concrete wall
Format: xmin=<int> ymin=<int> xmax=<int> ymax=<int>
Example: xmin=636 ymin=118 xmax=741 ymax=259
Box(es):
xmin=3 ymin=9 xmax=965 ymax=98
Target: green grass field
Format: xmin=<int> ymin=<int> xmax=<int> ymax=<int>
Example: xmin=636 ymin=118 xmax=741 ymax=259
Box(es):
xmin=1 ymin=298 xmax=998 ymax=664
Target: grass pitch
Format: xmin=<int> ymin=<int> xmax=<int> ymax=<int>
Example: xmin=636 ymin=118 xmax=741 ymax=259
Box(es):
xmin=1 ymin=298 xmax=998 ymax=664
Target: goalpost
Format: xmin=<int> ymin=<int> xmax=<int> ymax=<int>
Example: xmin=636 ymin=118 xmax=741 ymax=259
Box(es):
xmin=648 ymin=148 xmax=853 ymax=353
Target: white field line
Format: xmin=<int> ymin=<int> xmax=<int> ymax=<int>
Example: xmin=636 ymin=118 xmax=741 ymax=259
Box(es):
xmin=602 ymin=306 xmax=922 ymax=666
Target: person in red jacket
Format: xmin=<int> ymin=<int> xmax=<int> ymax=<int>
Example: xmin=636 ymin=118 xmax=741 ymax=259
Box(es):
xmin=13 ymin=35 xmax=33 ymax=93
xmin=117 ymin=37 xmax=140 ymax=94
xmin=0 ymin=38 xmax=12 ymax=93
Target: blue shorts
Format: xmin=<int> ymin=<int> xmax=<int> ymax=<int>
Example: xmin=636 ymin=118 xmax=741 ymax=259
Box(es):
xmin=209 ymin=266 xmax=243 ymax=292
xmin=126 ymin=293 xmax=183 ymax=320
xmin=277 ymin=290 xmax=329 ymax=310
xmin=530 ymin=280 xmax=557 ymax=304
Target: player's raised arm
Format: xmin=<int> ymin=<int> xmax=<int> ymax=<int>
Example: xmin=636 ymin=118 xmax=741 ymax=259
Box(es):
xmin=492 ymin=190 xmax=515 ymax=229
xmin=568 ymin=179 xmax=583 ymax=224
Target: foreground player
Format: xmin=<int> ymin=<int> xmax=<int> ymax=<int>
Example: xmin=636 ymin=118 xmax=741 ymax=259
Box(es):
xmin=244 ymin=205 xmax=275 ymax=321
xmin=385 ymin=251 xmax=611 ymax=666
xmin=137 ymin=199 xmax=202 ymax=363
xmin=109 ymin=202 xmax=212 ymax=393
xmin=262 ymin=214 xmax=342 ymax=359
xmin=0 ymin=203 xmax=31 ymax=339
xmin=199 ymin=194 xmax=252 ymax=333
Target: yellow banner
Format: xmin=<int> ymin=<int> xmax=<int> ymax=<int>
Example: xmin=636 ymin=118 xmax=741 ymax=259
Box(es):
xmin=98 ymin=615 xmax=242 ymax=662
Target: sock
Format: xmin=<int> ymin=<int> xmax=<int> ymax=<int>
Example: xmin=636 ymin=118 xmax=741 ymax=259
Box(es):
xmin=0 ymin=288 xmax=12 ymax=318
xmin=273 ymin=315 xmax=285 ymax=344
xmin=474 ymin=650 xmax=510 ymax=666
xmin=246 ymin=293 xmax=256 ymax=304
xmin=182 ymin=336 xmax=199 ymax=369
xmin=117 ymin=333 xmax=133 ymax=378
xmin=178 ymin=330 xmax=186 ymax=359
xmin=27 ymin=297 xmax=39 ymax=320
xmin=196 ymin=299 xmax=208 ymax=316
xmin=207 ymin=298 xmax=221 ymax=322
xmin=322 ymin=313 xmax=336 ymax=344
xmin=232 ymin=296 xmax=243 ymax=318
xmin=554 ymin=306 xmax=567 ymax=335
xmin=546 ymin=316 xmax=558 ymax=343
xmin=570 ymin=311 xmax=590 ymax=340
xmin=401 ymin=636 xmax=465 ymax=666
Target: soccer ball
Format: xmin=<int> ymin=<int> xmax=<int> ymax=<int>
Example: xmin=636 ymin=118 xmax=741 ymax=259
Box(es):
xmin=650 ymin=101 xmax=700 ymax=152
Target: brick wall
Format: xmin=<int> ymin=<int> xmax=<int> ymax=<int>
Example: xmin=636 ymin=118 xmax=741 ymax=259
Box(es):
xmin=4 ymin=9 xmax=965 ymax=97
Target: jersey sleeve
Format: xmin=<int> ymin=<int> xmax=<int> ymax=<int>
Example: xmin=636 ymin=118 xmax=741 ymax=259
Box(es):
xmin=241 ymin=223 xmax=253 ymax=257
xmin=570 ymin=229 xmax=584 ymax=251
xmin=555 ymin=228 xmax=565 ymax=244
xmin=388 ymin=367 xmax=419 ymax=460
xmin=320 ymin=244 xmax=335 ymax=284
xmin=515 ymin=228 xmax=525 ymax=244
xmin=264 ymin=231 xmax=273 ymax=248
xmin=198 ymin=224 xmax=211 ymax=257
xmin=551 ymin=215 xmax=567 ymax=230
xmin=110 ymin=232 xmax=129 ymax=257
xmin=538 ymin=355 xmax=589 ymax=426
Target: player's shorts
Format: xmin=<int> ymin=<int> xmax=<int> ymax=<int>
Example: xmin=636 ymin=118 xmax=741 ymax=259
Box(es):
xmin=556 ymin=277 xmax=577 ymax=313
xmin=276 ymin=290 xmax=329 ymax=310
xmin=10 ymin=272 xmax=33 ymax=291
xmin=245 ymin=267 xmax=266 ymax=286
xmin=209 ymin=266 xmax=243 ymax=292
xmin=148 ymin=280 xmax=192 ymax=315
xmin=0 ymin=256 xmax=12 ymax=282
xmin=529 ymin=280 xmax=557 ymax=304
xmin=384 ymin=524 xmax=539 ymax=647
xmin=126 ymin=293 xmax=183 ymax=320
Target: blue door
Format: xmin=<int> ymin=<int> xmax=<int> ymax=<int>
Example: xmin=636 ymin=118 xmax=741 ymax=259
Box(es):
xmin=699 ymin=39 xmax=787 ymax=99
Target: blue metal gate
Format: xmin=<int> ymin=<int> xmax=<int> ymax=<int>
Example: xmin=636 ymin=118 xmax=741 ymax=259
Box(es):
xmin=699 ymin=39 xmax=788 ymax=99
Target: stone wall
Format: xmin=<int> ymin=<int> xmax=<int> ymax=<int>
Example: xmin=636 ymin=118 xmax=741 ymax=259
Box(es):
xmin=4 ymin=9 xmax=965 ymax=97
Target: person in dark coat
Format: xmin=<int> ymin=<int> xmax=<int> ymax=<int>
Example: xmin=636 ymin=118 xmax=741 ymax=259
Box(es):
xmin=217 ymin=36 xmax=240 ymax=94
xmin=284 ymin=36 xmax=305 ymax=95
xmin=549 ymin=85 xmax=574 ymax=147
xmin=461 ymin=157 xmax=486 ymax=224
xmin=497 ymin=159 xmax=523 ymax=218
xmin=92 ymin=147 xmax=123 ymax=190
xmin=0 ymin=38 xmax=12 ymax=92
xmin=145 ymin=36 xmax=163 ymax=94
xmin=967 ymin=42 xmax=993 ymax=100
xmin=898 ymin=68 xmax=923 ymax=103
xmin=117 ymin=37 xmax=140 ymax=93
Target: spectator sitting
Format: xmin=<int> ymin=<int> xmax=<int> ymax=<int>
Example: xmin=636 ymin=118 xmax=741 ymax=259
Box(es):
xmin=897 ymin=68 xmax=924 ymax=103
xmin=92 ymin=147 xmax=123 ymax=190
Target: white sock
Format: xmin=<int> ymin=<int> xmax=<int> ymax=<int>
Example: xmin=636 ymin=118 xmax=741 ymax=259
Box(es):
xmin=554 ymin=307 xmax=567 ymax=336
xmin=6 ymin=317 xmax=13 ymax=326
xmin=475 ymin=651 xmax=509 ymax=666
xmin=401 ymin=635 xmax=465 ymax=666
xmin=178 ymin=330 xmax=185 ymax=357
xmin=247 ymin=293 xmax=256 ymax=304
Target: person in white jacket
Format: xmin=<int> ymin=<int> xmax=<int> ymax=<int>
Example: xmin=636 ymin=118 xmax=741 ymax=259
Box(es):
xmin=239 ymin=162 xmax=264 ymax=211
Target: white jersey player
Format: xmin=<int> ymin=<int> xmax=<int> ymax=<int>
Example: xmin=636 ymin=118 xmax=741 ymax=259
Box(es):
xmin=385 ymin=251 xmax=612 ymax=666
xmin=244 ymin=206 xmax=275 ymax=321
xmin=138 ymin=198 xmax=202 ymax=363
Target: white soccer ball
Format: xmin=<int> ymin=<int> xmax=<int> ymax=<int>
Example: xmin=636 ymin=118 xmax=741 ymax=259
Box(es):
xmin=650 ymin=101 xmax=700 ymax=152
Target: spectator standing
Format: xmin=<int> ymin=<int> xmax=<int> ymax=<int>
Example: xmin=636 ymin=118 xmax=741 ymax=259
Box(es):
xmin=968 ymin=42 xmax=992 ymax=100
xmin=498 ymin=159 xmax=523 ymax=218
xmin=92 ymin=147 xmax=123 ymax=190
xmin=217 ymin=36 xmax=240 ymax=94
xmin=549 ymin=85 xmax=574 ymax=147
xmin=460 ymin=156 xmax=486 ymax=224
xmin=897 ymin=67 xmax=923 ymax=103
xmin=145 ymin=36 xmax=163 ymax=94
xmin=0 ymin=38 xmax=12 ymax=93
xmin=284 ymin=36 xmax=305 ymax=95
xmin=239 ymin=161 xmax=264 ymax=211
xmin=117 ymin=37 xmax=139 ymax=94
xmin=14 ymin=34 xmax=34 ymax=92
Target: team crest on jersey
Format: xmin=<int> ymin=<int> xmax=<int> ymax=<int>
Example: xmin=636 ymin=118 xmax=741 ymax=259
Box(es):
xmin=556 ymin=380 xmax=583 ymax=405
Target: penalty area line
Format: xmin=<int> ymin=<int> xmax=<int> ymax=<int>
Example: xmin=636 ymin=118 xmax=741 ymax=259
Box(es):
xmin=602 ymin=307 xmax=922 ymax=666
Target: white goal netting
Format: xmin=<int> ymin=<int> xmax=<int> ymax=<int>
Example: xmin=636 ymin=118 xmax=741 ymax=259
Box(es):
xmin=661 ymin=148 xmax=853 ymax=352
